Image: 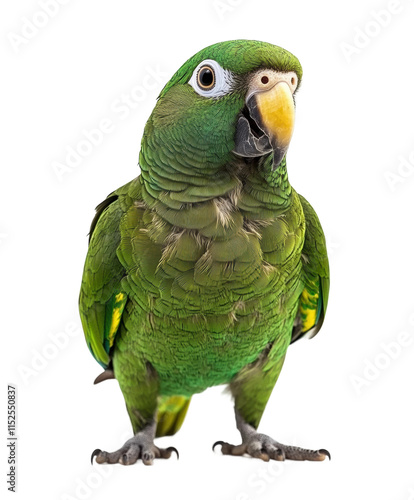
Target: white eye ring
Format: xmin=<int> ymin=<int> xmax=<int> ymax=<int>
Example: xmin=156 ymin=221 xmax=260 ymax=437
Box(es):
xmin=188 ymin=59 xmax=234 ymax=98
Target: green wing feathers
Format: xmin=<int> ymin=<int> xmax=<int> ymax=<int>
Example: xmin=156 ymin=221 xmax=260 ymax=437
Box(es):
xmin=79 ymin=195 xmax=127 ymax=368
xmin=291 ymin=193 xmax=330 ymax=343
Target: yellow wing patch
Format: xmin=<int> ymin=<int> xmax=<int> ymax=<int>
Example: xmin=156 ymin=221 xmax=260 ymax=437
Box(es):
xmin=108 ymin=292 xmax=127 ymax=348
xmin=299 ymin=285 xmax=319 ymax=332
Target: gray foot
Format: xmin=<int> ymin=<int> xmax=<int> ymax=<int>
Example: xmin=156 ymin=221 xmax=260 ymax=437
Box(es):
xmin=213 ymin=409 xmax=330 ymax=462
xmin=91 ymin=422 xmax=178 ymax=466
xmin=213 ymin=434 xmax=330 ymax=462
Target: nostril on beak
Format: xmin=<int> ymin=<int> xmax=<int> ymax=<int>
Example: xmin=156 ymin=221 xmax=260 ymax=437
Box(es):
xmin=261 ymin=75 xmax=269 ymax=85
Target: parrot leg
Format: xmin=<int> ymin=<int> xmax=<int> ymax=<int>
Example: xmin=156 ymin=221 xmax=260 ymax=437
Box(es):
xmin=214 ymin=409 xmax=330 ymax=462
xmin=91 ymin=420 xmax=178 ymax=466
xmin=214 ymin=348 xmax=330 ymax=462
xmin=91 ymin=355 xmax=178 ymax=466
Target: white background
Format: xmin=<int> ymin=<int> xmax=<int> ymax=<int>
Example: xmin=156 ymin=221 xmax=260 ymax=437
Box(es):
xmin=2 ymin=0 xmax=414 ymax=499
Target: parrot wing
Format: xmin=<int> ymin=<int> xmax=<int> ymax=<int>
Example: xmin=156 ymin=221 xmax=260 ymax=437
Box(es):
xmin=79 ymin=188 xmax=129 ymax=368
xmin=290 ymin=193 xmax=330 ymax=344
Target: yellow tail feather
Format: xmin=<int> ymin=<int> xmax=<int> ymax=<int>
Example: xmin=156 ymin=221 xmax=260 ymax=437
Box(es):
xmin=156 ymin=396 xmax=191 ymax=437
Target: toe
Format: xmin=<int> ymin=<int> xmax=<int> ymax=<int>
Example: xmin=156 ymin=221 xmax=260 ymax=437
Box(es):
xmin=159 ymin=446 xmax=179 ymax=459
xmin=141 ymin=448 xmax=155 ymax=466
xmin=213 ymin=441 xmax=247 ymax=456
xmin=246 ymin=441 xmax=270 ymax=461
xmin=91 ymin=449 xmax=102 ymax=464
xmin=228 ymin=444 xmax=248 ymax=456
xmin=318 ymin=448 xmax=331 ymax=461
xmin=266 ymin=444 xmax=285 ymax=462
xmin=213 ymin=441 xmax=233 ymax=455
xmin=283 ymin=446 xmax=330 ymax=461
xmin=212 ymin=440 xmax=226 ymax=452
xmin=95 ymin=449 xmax=123 ymax=465
xmin=120 ymin=444 xmax=140 ymax=465
xmin=249 ymin=449 xmax=270 ymax=461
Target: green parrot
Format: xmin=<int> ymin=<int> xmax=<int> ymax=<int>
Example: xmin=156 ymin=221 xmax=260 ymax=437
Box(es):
xmin=80 ymin=39 xmax=330 ymax=466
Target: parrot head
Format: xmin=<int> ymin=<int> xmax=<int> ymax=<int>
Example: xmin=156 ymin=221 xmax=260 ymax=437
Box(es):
xmin=141 ymin=39 xmax=302 ymax=179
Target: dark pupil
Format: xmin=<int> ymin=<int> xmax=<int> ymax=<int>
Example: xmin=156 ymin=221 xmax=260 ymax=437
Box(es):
xmin=200 ymin=68 xmax=214 ymax=87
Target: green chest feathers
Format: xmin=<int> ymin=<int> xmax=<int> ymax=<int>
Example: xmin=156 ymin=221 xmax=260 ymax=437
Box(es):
xmin=115 ymin=188 xmax=305 ymax=394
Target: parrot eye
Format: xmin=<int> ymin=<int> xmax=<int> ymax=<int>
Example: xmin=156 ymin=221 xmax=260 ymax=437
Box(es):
xmin=189 ymin=59 xmax=234 ymax=98
xmin=197 ymin=66 xmax=215 ymax=90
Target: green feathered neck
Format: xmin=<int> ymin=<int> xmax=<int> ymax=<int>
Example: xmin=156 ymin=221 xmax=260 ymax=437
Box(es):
xmin=139 ymin=122 xmax=292 ymax=223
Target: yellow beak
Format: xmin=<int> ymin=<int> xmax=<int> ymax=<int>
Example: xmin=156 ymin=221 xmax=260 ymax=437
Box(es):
xmin=255 ymin=81 xmax=295 ymax=150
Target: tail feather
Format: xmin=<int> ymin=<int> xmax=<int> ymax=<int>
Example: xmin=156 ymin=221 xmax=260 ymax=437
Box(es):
xmin=156 ymin=396 xmax=191 ymax=437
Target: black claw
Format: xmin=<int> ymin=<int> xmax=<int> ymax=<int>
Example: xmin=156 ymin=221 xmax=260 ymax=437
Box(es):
xmin=93 ymin=369 xmax=115 ymax=385
xmin=91 ymin=449 xmax=102 ymax=465
xmin=212 ymin=440 xmax=226 ymax=452
xmin=318 ymin=448 xmax=331 ymax=460
xmin=166 ymin=446 xmax=179 ymax=459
